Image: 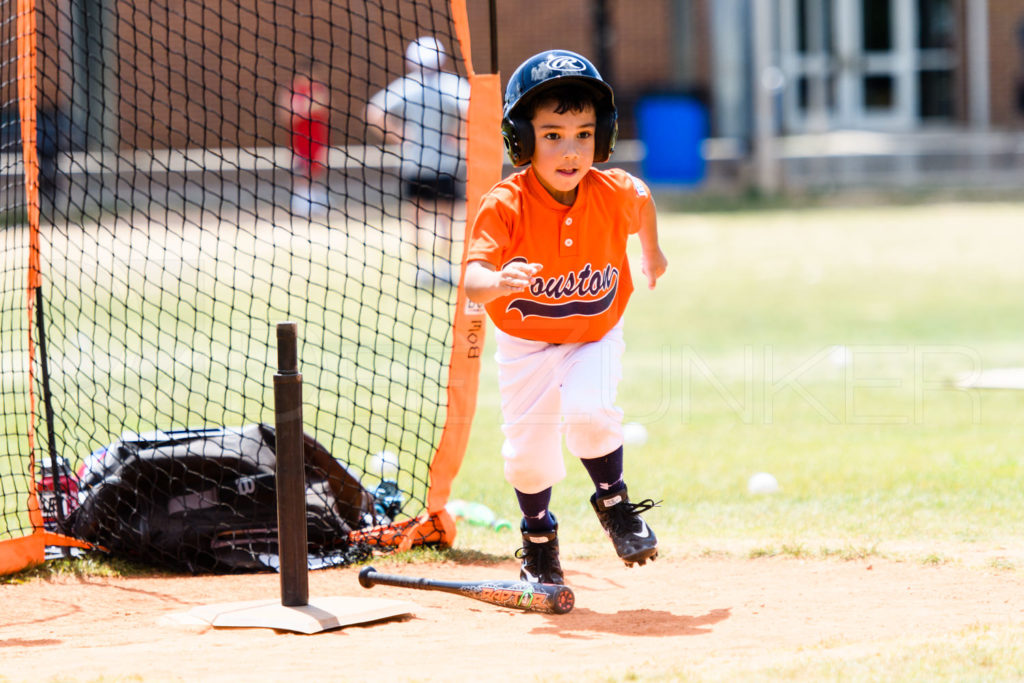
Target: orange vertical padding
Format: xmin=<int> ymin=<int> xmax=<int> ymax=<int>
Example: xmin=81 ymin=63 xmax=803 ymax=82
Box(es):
xmin=424 ymin=1 xmax=504 ymax=518
xmin=353 ymin=1 xmax=505 ymax=551
xmin=18 ymin=0 xmax=40 ymax=290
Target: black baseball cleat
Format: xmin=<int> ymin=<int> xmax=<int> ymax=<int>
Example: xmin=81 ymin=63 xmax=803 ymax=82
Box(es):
xmin=515 ymin=518 xmax=565 ymax=585
xmin=591 ymin=488 xmax=660 ymax=567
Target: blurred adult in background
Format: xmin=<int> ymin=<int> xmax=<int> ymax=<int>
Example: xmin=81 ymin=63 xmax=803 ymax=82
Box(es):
xmin=1017 ymin=19 xmax=1024 ymax=114
xmin=36 ymin=104 xmax=60 ymax=221
xmin=278 ymin=61 xmax=331 ymax=216
xmin=365 ymin=36 xmax=470 ymax=289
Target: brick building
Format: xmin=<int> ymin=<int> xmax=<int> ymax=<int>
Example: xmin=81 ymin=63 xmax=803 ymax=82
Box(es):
xmin=18 ymin=0 xmax=1024 ymax=190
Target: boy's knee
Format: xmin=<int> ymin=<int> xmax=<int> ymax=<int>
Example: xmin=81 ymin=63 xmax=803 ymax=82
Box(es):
xmin=502 ymin=440 xmax=566 ymax=492
xmin=503 ymin=457 xmax=565 ymax=494
xmin=565 ymin=412 xmax=623 ymax=460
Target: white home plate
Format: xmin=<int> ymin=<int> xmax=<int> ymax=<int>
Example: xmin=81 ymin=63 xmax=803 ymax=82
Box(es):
xmin=162 ymin=596 xmax=416 ymax=634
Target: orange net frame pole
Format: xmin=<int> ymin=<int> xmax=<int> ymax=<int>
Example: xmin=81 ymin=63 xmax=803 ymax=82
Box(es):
xmin=2 ymin=0 xmax=46 ymax=575
xmin=0 ymin=0 xmax=89 ymax=576
xmin=427 ymin=0 xmax=504 ymax=516
xmin=352 ymin=0 xmax=504 ymax=551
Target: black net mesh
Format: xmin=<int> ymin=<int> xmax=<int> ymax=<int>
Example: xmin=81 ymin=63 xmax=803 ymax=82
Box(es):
xmin=1 ymin=0 xmax=473 ymax=572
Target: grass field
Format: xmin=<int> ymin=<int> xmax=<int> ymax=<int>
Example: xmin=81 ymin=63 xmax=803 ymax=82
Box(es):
xmin=438 ymin=200 xmax=1024 ymax=680
xmin=7 ymin=199 xmax=1024 ymax=681
xmin=20 ymin=199 xmax=1019 ymax=556
xmin=454 ymin=200 xmax=1024 ymax=563
xmin=8 ymin=199 xmax=1024 ymax=558
xmin=0 ymin=211 xmax=456 ymax=521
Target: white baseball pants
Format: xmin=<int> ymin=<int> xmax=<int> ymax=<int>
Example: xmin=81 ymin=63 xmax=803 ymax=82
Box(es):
xmin=494 ymin=320 xmax=625 ymax=494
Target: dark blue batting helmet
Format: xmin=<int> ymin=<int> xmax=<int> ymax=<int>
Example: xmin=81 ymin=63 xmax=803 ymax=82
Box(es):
xmin=501 ymin=50 xmax=618 ymax=166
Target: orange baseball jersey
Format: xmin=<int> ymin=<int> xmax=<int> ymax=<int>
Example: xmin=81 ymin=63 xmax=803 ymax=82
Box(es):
xmin=466 ymin=165 xmax=652 ymax=344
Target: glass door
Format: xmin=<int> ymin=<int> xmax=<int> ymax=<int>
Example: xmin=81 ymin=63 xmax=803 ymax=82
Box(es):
xmin=839 ymin=0 xmax=916 ymax=130
xmin=779 ymin=0 xmax=956 ymax=132
xmin=779 ymin=0 xmax=840 ymax=132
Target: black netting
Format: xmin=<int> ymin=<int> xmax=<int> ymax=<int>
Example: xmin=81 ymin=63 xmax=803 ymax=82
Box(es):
xmin=2 ymin=0 xmax=474 ymax=571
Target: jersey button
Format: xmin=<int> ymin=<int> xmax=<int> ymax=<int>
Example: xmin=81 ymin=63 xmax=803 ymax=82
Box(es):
xmin=564 ymin=238 xmax=573 ymax=247
xmin=565 ymin=218 xmax=573 ymax=225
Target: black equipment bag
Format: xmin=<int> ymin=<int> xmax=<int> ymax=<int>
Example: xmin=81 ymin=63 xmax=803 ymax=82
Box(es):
xmin=67 ymin=424 xmax=377 ymax=573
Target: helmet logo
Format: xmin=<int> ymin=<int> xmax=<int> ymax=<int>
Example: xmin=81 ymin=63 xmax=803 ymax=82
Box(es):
xmin=530 ymin=54 xmax=587 ymax=81
xmin=547 ymin=55 xmax=587 ymax=72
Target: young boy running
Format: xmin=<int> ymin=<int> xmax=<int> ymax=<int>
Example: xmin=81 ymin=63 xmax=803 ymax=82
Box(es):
xmin=464 ymin=50 xmax=668 ymax=585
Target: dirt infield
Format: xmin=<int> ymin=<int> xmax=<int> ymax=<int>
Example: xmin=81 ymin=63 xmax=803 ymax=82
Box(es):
xmin=2 ymin=554 xmax=1023 ymax=682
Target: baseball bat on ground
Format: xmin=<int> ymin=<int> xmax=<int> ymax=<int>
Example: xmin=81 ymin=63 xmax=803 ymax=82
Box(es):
xmin=358 ymin=566 xmax=575 ymax=614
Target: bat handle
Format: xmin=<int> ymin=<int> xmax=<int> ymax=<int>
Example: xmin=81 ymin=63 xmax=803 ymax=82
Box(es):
xmin=360 ymin=566 xmax=434 ymax=591
xmin=360 ymin=566 xmax=437 ymax=592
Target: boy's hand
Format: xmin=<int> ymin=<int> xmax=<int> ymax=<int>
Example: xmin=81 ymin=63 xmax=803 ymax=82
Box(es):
xmin=642 ymin=248 xmax=667 ymax=290
xmin=464 ymin=260 xmax=541 ymax=304
xmin=496 ymin=262 xmax=542 ymax=292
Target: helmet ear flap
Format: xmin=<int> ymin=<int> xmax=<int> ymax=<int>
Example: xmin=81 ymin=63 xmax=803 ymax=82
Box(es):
xmin=501 ymin=116 xmax=534 ymax=167
xmin=504 ymin=111 xmax=616 ymax=165
xmin=593 ymin=109 xmax=618 ymax=164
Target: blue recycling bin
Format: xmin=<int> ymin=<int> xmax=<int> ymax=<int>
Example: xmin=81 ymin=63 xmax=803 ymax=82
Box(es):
xmin=636 ymin=94 xmax=708 ymax=186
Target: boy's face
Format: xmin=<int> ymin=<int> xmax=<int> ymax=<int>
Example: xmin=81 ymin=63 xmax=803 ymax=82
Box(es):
xmin=529 ymin=99 xmax=596 ymax=205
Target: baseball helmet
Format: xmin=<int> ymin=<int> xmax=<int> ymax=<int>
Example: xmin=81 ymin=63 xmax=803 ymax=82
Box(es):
xmin=501 ymin=50 xmax=618 ymax=166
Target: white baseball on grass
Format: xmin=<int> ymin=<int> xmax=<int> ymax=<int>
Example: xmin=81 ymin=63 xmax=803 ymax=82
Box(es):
xmin=369 ymin=449 xmax=399 ymax=479
xmin=829 ymin=344 xmax=852 ymax=367
xmin=622 ymin=422 xmax=648 ymax=446
xmin=747 ymin=472 xmax=780 ymax=495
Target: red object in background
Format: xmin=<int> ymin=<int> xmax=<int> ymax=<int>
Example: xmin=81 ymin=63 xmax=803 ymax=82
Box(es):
xmin=289 ymin=78 xmax=331 ymax=181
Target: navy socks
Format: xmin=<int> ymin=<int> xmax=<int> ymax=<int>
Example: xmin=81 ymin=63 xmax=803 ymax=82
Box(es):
xmin=515 ymin=487 xmax=555 ymax=531
xmin=515 ymin=445 xmax=626 ymax=531
xmin=581 ymin=446 xmax=626 ymax=495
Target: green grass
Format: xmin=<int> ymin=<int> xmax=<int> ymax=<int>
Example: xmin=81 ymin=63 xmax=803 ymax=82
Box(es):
xmin=1 ymin=216 xmax=453 ymax=528
xmin=454 ymin=201 xmax=1024 ymax=562
xmin=453 ymin=200 xmax=1024 ymax=682
xmin=7 ymin=200 xmax=1023 ymax=563
xmin=6 ymin=200 xmax=1024 ymax=679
